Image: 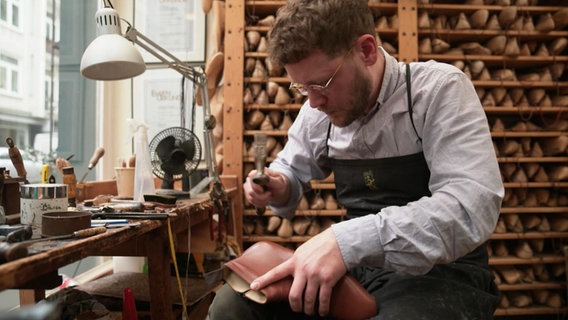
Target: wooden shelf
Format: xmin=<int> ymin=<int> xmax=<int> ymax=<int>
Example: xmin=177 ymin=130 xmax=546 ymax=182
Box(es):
xmin=494 ymin=306 xmax=568 ymax=316
xmin=500 ymin=207 xmax=568 ymax=214
xmin=418 ymin=29 xmax=568 ymax=41
xmin=421 ymin=54 xmax=568 ymax=68
xmin=498 ymin=281 xmax=565 ymax=291
xmin=498 ymin=157 xmax=568 ymax=163
xmin=244 ymin=209 xmax=346 ymax=216
xmin=489 ymin=255 xmax=565 ymax=266
xmin=503 ymin=182 xmax=568 ymax=188
xmin=491 ymin=231 xmax=568 ymax=240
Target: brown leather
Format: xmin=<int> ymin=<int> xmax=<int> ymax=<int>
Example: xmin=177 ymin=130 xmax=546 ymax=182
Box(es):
xmin=224 ymin=241 xmax=378 ymax=320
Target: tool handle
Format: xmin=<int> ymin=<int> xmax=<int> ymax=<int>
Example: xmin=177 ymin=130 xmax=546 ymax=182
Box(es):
xmin=252 ymin=174 xmax=269 ymax=215
xmin=73 ymin=226 xmax=107 ymax=238
xmin=6 ymin=137 xmax=27 ymax=178
xmin=88 ymin=147 xmax=105 ymax=169
xmin=0 ymin=242 xmax=28 ymax=263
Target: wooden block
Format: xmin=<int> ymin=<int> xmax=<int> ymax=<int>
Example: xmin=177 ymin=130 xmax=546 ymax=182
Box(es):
xmin=76 ymin=180 xmax=117 ymax=203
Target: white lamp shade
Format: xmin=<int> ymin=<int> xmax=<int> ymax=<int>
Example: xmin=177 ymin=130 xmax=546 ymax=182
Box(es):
xmin=80 ymin=34 xmax=146 ymax=81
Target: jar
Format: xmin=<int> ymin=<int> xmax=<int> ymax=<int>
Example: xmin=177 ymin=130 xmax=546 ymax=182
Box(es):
xmin=20 ymin=184 xmax=68 ymax=233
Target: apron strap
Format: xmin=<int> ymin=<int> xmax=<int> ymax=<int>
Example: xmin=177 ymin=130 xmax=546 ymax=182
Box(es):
xmin=406 ymin=63 xmax=422 ymax=142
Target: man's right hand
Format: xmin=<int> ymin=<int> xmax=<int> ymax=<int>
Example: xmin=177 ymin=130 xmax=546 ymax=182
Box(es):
xmin=243 ymin=168 xmax=290 ymax=209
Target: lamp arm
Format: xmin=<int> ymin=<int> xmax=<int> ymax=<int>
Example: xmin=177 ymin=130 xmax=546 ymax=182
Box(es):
xmin=124 ymin=26 xmax=221 ymax=189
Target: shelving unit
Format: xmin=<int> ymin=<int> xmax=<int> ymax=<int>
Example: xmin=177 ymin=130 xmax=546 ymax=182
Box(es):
xmin=222 ymin=0 xmax=568 ymax=317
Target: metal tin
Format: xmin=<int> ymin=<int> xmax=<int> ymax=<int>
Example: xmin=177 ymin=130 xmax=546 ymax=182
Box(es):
xmin=20 ymin=183 xmax=68 ymax=199
xmin=20 ymin=184 xmax=68 ymax=232
xmin=42 ymin=211 xmax=91 ymax=237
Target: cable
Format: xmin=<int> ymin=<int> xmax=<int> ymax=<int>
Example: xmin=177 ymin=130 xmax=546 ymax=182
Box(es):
xmin=167 ymin=218 xmax=188 ymax=319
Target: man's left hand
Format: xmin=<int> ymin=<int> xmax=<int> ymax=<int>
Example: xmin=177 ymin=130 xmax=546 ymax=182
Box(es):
xmin=250 ymin=228 xmax=347 ymax=316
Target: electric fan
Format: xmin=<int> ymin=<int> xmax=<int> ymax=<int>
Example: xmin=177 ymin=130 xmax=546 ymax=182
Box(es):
xmin=149 ymin=127 xmax=202 ymax=192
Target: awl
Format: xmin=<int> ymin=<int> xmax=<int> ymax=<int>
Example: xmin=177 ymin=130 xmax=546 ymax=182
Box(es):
xmin=79 ymin=147 xmax=105 ymax=183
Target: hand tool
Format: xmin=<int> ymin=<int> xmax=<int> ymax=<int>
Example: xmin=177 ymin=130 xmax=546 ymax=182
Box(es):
xmin=79 ymin=147 xmax=105 ymax=184
xmin=6 ymin=137 xmax=28 ymax=183
xmin=0 ymin=226 xmax=106 ymax=263
xmin=252 ymin=133 xmax=269 ymax=215
xmin=62 ymin=166 xmax=78 ymax=207
xmin=91 ymin=212 xmax=171 ymax=220
xmin=0 ymin=224 xmax=33 ymax=243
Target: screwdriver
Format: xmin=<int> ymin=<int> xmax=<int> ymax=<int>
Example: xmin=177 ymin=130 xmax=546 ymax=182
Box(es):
xmin=79 ymin=147 xmax=105 ymax=183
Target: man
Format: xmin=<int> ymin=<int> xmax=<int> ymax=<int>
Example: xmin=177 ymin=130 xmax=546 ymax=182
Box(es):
xmin=209 ymin=0 xmax=503 ymax=318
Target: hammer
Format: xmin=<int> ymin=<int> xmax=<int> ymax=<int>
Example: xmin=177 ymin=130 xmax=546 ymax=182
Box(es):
xmin=252 ymin=133 xmax=269 ymax=215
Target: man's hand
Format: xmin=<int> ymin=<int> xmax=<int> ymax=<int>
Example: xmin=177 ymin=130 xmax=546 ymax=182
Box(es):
xmin=243 ymin=168 xmax=290 ymax=208
xmin=250 ymin=228 xmax=347 ymax=316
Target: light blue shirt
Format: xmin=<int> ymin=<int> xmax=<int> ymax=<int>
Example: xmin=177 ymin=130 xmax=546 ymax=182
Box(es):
xmin=269 ymin=48 xmax=504 ymax=275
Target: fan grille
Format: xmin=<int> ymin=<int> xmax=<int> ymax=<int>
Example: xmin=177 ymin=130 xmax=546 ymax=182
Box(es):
xmin=149 ymin=127 xmax=202 ymax=182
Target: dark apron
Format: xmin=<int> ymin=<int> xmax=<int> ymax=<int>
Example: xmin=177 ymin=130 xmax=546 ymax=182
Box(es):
xmin=323 ymin=64 xmax=499 ymax=319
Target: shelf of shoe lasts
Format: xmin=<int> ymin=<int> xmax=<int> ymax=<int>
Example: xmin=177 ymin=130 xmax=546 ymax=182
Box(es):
xmin=225 ymin=1 xmax=568 ymax=316
xmin=414 ymin=2 xmax=568 ymax=317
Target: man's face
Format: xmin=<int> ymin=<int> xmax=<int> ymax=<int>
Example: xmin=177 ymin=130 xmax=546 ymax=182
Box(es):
xmin=286 ymin=50 xmax=372 ymax=127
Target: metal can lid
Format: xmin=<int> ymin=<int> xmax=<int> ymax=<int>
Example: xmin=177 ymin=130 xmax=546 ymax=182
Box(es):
xmin=20 ymin=184 xmax=68 ymax=199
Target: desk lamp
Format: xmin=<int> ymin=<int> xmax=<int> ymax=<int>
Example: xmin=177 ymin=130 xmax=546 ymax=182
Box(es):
xmin=80 ymin=3 xmax=223 ymax=200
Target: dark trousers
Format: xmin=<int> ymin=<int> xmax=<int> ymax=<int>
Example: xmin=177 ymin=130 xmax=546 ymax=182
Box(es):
xmin=208 ymin=262 xmax=500 ymax=320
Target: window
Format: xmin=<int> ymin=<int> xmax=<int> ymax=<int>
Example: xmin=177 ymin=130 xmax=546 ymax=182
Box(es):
xmin=0 ymin=0 xmax=20 ymax=28
xmin=0 ymin=54 xmax=19 ymax=94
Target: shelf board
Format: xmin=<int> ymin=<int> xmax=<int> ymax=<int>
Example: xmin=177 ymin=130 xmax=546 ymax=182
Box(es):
xmin=503 ymin=182 xmax=568 ymax=188
xmin=244 ymin=209 xmax=345 ymax=216
xmin=418 ymin=3 xmax=563 ymax=14
xmin=491 ymin=231 xmax=568 ymax=240
xmin=421 ymin=54 xmax=568 ymax=68
xmin=498 ymin=281 xmax=565 ymax=291
xmin=489 ymin=254 xmax=565 ymax=265
xmin=485 ymin=106 xmax=568 ymax=114
xmin=418 ymin=29 xmax=568 ymax=41
xmin=498 ymin=157 xmax=568 ymax=163
xmin=491 ymin=131 xmax=566 ymax=138
xmin=244 ymin=103 xmax=302 ymax=111
xmin=245 ymin=76 xmax=290 ymax=83
xmin=495 ymin=306 xmax=568 ymax=316
xmin=500 ymin=207 xmax=568 ymax=214
xmin=244 ymin=130 xmax=288 ymax=136
xmin=473 ymin=81 xmax=568 ymax=89
xmin=243 ymin=235 xmax=311 ymax=243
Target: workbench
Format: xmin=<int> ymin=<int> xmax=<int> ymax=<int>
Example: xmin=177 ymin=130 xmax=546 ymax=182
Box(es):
xmin=0 ymin=180 xmax=238 ymax=320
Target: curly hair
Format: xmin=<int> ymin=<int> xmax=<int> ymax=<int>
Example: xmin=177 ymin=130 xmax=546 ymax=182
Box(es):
xmin=267 ymin=0 xmax=376 ymax=65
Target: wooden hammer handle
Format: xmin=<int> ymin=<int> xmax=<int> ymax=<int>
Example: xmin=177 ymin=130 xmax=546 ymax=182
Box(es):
xmin=88 ymin=147 xmax=105 ymax=169
xmin=6 ymin=137 xmax=27 ymax=178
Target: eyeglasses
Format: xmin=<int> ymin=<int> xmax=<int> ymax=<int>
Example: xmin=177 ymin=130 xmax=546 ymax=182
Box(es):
xmin=288 ymin=46 xmax=354 ymax=97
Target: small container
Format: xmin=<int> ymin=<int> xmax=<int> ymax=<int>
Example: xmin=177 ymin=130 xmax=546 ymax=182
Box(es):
xmin=20 ymin=184 xmax=68 ymax=233
xmin=41 ymin=211 xmax=91 ymax=237
xmin=62 ymin=166 xmax=77 ymax=207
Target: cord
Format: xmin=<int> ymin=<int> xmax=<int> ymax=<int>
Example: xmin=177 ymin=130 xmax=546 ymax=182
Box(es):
xmin=167 ymin=219 xmax=188 ymax=319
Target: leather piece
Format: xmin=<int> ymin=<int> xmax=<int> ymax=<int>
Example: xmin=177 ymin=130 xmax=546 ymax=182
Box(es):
xmin=224 ymin=241 xmax=378 ymax=320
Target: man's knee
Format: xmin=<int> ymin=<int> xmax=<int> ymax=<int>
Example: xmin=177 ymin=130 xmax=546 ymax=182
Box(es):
xmin=209 ymin=284 xmax=254 ymax=320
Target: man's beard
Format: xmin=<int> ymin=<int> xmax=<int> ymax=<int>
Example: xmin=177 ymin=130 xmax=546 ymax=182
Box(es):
xmin=332 ymin=68 xmax=372 ymax=128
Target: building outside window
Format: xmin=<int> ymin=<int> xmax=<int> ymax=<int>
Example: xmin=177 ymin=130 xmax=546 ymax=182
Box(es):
xmin=0 ymin=0 xmax=21 ymax=29
xmin=0 ymin=54 xmax=19 ymax=94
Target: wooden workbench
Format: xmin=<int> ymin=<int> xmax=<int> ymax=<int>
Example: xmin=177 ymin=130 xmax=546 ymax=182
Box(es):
xmin=0 ymin=184 xmax=237 ymax=320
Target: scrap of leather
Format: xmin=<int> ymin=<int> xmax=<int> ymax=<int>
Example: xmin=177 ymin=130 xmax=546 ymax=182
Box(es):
xmin=224 ymin=241 xmax=378 ymax=320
